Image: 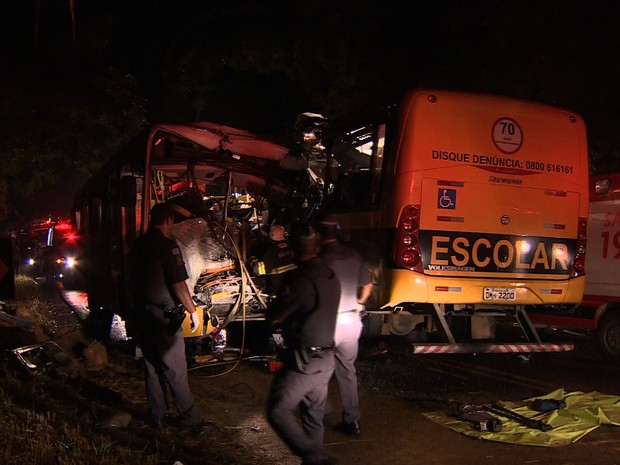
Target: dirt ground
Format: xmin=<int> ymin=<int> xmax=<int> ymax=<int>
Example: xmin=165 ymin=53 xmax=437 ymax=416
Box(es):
xmin=3 ymin=278 xmax=620 ymax=465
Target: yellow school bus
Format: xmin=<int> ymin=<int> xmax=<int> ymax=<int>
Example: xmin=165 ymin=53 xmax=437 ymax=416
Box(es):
xmin=314 ymin=89 xmax=589 ymax=353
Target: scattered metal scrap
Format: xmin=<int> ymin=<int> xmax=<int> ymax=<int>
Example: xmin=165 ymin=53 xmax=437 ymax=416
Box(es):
xmin=449 ymin=401 xmax=503 ymax=432
xmin=482 ymin=403 xmax=553 ymax=432
xmin=11 ymin=340 xmax=71 ymax=373
xmin=449 ymin=400 xmax=554 ymax=432
xmin=8 ymin=340 xmax=124 ymax=412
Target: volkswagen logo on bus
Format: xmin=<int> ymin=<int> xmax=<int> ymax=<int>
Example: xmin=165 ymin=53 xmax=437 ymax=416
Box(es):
xmin=492 ymin=118 xmax=523 ymax=154
xmin=501 ymin=215 xmax=510 ymax=225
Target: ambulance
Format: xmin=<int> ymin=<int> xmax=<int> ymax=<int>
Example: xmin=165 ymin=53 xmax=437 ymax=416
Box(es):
xmin=528 ymin=172 xmax=620 ymax=360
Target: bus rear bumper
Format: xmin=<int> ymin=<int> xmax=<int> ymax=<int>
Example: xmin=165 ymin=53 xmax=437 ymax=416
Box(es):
xmin=411 ymin=342 xmax=574 ymax=354
xmin=381 ymin=270 xmax=585 ymax=308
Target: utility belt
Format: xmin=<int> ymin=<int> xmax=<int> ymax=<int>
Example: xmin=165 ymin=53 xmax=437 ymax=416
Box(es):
xmin=162 ymin=305 xmax=186 ymax=334
xmin=339 ymin=308 xmax=368 ymax=319
xmin=286 ymin=342 xmax=334 ymax=373
xmin=337 ymin=309 xmax=362 ymax=321
xmin=305 ymin=344 xmax=334 ymax=356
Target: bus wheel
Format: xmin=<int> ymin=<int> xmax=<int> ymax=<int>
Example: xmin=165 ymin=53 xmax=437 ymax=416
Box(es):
xmin=596 ymin=312 xmax=620 ymax=361
xmin=389 ymin=311 xmax=417 ymax=336
xmin=388 ymin=311 xmax=429 ymax=342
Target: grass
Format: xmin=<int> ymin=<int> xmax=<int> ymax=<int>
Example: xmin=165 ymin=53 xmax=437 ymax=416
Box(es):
xmin=0 ymin=276 xmax=237 ymax=465
xmin=0 ymin=371 xmax=169 ymax=465
xmin=0 ymin=276 xmax=165 ymax=465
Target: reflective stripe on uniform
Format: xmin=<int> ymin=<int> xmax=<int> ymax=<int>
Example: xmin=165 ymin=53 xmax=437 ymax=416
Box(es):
xmin=270 ymin=263 xmax=297 ymax=275
xmin=256 ymin=261 xmax=266 ymax=276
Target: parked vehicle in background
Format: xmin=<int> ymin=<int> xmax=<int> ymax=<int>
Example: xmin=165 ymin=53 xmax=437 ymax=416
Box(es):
xmin=18 ymin=218 xmax=51 ymax=278
xmin=528 ymin=172 xmax=620 ymax=360
xmin=40 ymin=220 xmax=83 ymax=289
xmin=18 ymin=217 xmax=82 ymax=288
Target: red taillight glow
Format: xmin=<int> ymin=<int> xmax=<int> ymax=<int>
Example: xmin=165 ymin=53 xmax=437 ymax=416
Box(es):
xmin=393 ymin=204 xmax=423 ymax=272
xmin=64 ymin=232 xmax=78 ymax=244
xmin=573 ymin=216 xmax=587 ymax=277
xmin=573 ymin=256 xmax=585 ymax=273
xmin=403 ymin=219 xmax=418 ymax=231
xmin=402 ymin=250 xmax=420 ymax=265
xmin=55 ymin=221 xmax=74 ymax=232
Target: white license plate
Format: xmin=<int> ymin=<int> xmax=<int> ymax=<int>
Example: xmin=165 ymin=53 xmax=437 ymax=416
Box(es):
xmin=483 ymin=287 xmax=516 ymax=301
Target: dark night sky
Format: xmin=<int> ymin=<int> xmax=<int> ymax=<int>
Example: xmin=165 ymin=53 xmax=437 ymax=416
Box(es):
xmin=2 ymin=0 xmax=620 ymax=224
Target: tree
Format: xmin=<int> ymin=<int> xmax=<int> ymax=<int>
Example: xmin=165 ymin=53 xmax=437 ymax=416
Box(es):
xmin=0 ymin=2 xmax=148 ymax=227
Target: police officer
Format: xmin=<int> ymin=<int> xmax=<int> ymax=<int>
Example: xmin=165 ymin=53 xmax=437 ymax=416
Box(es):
xmin=317 ymin=214 xmax=372 ymax=436
xmin=128 ymin=202 xmax=214 ymax=432
xmin=267 ymin=223 xmax=340 ymax=465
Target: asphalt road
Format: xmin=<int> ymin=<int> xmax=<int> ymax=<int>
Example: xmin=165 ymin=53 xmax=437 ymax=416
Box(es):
xmin=185 ymin=327 xmax=620 ymax=465
xmin=358 ymin=337 xmax=620 ymax=400
xmin=333 ymin=336 xmax=620 ymax=465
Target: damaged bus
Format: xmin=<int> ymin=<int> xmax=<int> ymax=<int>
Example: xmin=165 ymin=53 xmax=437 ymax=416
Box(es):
xmin=72 ymin=122 xmax=316 ymax=349
xmin=74 ymin=89 xmax=589 ymax=357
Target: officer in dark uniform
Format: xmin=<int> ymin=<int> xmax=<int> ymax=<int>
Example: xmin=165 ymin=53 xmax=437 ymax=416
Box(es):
xmin=317 ymin=214 xmax=372 ymax=436
xmin=128 ymin=202 xmax=214 ymax=432
xmin=267 ymin=223 xmax=340 ymax=465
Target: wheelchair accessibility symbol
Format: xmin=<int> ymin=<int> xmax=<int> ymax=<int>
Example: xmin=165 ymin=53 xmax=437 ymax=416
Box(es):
xmin=438 ymin=189 xmax=456 ymax=209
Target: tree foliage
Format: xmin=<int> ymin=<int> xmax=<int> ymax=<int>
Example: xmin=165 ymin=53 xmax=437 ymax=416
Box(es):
xmin=0 ymin=4 xmax=147 ymax=228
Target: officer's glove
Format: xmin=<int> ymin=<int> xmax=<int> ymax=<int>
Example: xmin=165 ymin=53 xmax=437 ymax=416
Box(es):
xmin=190 ymin=311 xmax=200 ymax=334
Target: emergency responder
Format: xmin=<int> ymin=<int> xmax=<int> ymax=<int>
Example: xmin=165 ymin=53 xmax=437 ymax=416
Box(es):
xmin=317 ymin=214 xmax=372 ymax=436
xmin=252 ymin=224 xmax=297 ymax=299
xmin=267 ymin=223 xmax=340 ymax=465
xmin=128 ymin=202 xmax=215 ymax=433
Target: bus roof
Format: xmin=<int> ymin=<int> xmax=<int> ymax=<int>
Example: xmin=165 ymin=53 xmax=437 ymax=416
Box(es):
xmin=150 ymin=122 xmax=290 ymax=161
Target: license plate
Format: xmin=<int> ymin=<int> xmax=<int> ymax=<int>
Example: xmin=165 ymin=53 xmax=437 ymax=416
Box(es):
xmin=483 ymin=287 xmax=516 ymax=301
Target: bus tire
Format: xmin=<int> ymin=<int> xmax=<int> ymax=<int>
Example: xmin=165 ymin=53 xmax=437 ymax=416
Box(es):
xmin=596 ymin=312 xmax=620 ymax=361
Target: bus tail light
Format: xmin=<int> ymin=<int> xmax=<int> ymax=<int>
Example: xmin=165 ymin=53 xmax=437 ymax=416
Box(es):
xmin=572 ymin=216 xmax=587 ymax=277
xmin=394 ymin=204 xmax=423 ymax=272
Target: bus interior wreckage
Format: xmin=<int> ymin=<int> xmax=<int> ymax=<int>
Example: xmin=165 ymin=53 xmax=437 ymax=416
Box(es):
xmin=149 ymin=125 xmax=317 ymax=328
xmin=74 ymin=121 xmax=323 ymax=353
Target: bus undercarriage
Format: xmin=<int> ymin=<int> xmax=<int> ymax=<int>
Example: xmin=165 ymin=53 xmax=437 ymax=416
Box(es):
xmin=364 ymin=303 xmax=574 ymax=354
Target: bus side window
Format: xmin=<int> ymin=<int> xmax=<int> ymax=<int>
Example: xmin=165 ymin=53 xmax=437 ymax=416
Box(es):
xmin=332 ymin=170 xmax=371 ymax=209
xmin=328 ymin=123 xmax=385 ymax=211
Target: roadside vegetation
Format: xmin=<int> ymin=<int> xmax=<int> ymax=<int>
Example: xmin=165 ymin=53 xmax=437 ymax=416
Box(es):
xmin=0 ymin=277 xmax=244 ymax=465
xmin=1 ymin=277 xmax=160 ymax=465
xmin=0 ymin=378 xmax=162 ymax=465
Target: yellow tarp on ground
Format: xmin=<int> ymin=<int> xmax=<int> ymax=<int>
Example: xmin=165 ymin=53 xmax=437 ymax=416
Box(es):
xmin=423 ymin=389 xmax=620 ymax=447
